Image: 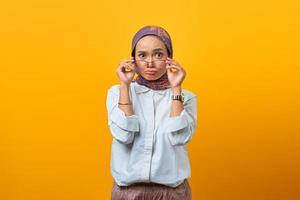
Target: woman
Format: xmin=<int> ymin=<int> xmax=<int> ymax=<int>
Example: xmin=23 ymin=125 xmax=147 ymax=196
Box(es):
xmin=106 ymin=25 xmax=197 ymax=200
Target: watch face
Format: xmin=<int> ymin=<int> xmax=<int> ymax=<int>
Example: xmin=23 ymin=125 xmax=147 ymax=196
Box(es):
xmin=172 ymin=94 xmax=184 ymax=102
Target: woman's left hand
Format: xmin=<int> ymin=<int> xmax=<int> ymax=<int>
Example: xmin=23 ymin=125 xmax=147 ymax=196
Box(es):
xmin=166 ymin=57 xmax=186 ymax=88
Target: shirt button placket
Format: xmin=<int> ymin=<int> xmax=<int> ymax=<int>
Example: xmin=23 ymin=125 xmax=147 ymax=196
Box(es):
xmin=140 ymin=90 xmax=155 ymax=182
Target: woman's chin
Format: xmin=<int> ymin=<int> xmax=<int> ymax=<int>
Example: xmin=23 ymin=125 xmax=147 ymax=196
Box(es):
xmin=140 ymin=71 xmax=166 ymax=80
xmin=143 ymin=74 xmax=160 ymax=80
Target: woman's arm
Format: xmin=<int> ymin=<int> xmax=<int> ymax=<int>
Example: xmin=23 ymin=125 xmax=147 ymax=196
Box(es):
xmin=106 ymin=85 xmax=139 ymax=144
xmin=106 ymin=57 xmax=139 ymax=144
xmin=170 ymin=86 xmax=184 ymax=117
xmin=165 ymin=57 xmax=185 ymax=117
xmin=116 ymin=57 xmax=136 ymax=117
xmin=166 ymin=92 xmax=197 ymax=146
xmin=165 ymin=57 xmax=197 ymax=146
xmin=118 ymin=83 xmax=134 ymax=116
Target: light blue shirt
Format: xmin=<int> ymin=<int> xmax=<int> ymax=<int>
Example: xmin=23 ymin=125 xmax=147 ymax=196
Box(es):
xmin=106 ymin=81 xmax=197 ymax=188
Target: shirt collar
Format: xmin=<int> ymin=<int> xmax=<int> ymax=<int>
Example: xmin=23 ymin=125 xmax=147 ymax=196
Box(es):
xmin=133 ymin=82 xmax=169 ymax=95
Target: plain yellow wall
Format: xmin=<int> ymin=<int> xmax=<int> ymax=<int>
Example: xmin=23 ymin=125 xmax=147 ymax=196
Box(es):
xmin=1 ymin=0 xmax=300 ymax=199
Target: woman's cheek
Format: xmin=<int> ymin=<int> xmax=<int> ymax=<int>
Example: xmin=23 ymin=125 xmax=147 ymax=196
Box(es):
xmin=158 ymin=64 xmax=167 ymax=72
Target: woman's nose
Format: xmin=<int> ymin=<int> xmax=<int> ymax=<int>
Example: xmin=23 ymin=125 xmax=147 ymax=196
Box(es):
xmin=146 ymin=58 xmax=154 ymax=67
xmin=147 ymin=62 xmax=154 ymax=67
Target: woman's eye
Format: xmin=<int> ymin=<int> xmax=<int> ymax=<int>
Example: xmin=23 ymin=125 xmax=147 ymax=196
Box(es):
xmin=155 ymin=52 xmax=163 ymax=58
xmin=138 ymin=54 xmax=145 ymax=58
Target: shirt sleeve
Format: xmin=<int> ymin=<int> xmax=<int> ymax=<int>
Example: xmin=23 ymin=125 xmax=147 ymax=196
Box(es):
xmin=165 ymin=95 xmax=197 ymax=146
xmin=106 ymin=85 xmax=140 ymax=144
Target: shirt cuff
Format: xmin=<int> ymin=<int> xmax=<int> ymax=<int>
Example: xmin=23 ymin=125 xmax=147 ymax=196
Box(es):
xmin=109 ymin=105 xmax=140 ymax=132
xmin=165 ymin=109 xmax=189 ymax=132
xmin=166 ymin=109 xmax=195 ymax=146
xmin=109 ymin=123 xmax=136 ymax=144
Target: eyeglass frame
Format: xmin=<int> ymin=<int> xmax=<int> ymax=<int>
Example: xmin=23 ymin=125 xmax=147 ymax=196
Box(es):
xmin=134 ymin=58 xmax=167 ymax=65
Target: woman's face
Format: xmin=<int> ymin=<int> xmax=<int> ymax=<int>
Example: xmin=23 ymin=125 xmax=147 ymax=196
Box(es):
xmin=134 ymin=35 xmax=168 ymax=81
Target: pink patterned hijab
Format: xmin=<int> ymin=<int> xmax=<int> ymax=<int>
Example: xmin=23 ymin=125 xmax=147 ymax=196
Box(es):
xmin=131 ymin=25 xmax=173 ymax=90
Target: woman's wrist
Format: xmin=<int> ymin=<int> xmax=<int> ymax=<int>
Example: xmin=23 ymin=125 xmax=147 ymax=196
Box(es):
xmin=119 ymin=82 xmax=132 ymax=106
xmin=172 ymin=85 xmax=182 ymax=95
xmin=120 ymin=82 xmax=130 ymax=88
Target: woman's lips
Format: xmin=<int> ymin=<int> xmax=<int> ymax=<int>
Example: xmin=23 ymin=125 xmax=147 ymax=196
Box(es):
xmin=145 ymin=70 xmax=157 ymax=75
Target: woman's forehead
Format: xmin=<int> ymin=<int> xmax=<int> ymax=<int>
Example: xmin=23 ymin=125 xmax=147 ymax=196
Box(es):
xmin=135 ymin=35 xmax=167 ymax=51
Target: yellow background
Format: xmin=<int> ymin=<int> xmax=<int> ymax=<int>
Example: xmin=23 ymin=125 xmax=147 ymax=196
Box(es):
xmin=1 ymin=0 xmax=299 ymax=199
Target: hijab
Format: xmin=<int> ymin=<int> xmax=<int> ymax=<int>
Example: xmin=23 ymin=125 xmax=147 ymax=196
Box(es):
xmin=131 ymin=25 xmax=173 ymax=90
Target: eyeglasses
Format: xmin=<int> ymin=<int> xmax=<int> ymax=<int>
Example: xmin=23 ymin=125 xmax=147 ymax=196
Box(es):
xmin=134 ymin=59 xmax=167 ymax=65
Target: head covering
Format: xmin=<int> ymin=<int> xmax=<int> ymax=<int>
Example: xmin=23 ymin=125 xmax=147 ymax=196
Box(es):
xmin=131 ymin=25 xmax=173 ymax=90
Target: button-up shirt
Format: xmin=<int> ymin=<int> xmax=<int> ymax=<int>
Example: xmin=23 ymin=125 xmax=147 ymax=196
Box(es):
xmin=106 ymin=81 xmax=197 ymax=188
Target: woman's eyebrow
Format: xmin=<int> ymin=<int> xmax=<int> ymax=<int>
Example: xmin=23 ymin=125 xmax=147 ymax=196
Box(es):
xmin=137 ymin=48 xmax=164 ymax=53
xmin=153 ymin=48 xmax=164 ymax=52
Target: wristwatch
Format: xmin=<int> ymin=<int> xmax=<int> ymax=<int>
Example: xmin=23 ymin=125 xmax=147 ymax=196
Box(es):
xmin=172 ymin=93 xmax=184 ymax=102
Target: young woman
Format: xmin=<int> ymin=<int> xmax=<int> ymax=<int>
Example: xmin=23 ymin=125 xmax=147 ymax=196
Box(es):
xmin=106 ymin=25 xmax=197 ymax=200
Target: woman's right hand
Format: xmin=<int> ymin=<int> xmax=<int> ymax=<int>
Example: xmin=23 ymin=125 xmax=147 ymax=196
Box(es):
xmin=116 ymin=57 xmax=136 ymax=85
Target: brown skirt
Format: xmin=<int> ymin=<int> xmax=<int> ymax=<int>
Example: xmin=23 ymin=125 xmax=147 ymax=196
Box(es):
xmin=111 ymin=179 xmax=192 ymax=200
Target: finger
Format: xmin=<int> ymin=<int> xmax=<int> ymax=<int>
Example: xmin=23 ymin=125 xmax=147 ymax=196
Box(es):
xmin=116 ymin=65 xmax=124 ymax=73
xmin=117 ymin=63 xmax=130 ymax=73
xmin=166 ymin=62 xmax=181 ymax=70
xmin=120 ymin=60 xmax=132 ymax=68
xmin=130 ymin=61 xmax=136 ymax=69
xmin=166 ymin=65 xmax=178 ymax=72
xmin=120 ymin=58 xmax=134 ymax=65
xmin=125 ymin=60 xmax=137 ymax=72
xmin=120 ymin=61 xmax=131 ymax=66
xmin=123 ymin=64 xmax=133 ymax=72
xmin=165 ymin=60 xmax=180 ymax=66
xmin=171 ymin=65 xmax=185 ymax=73
xmin=166 ymin=57 xmax=177 ymax=63
xmin=118 ymin=64 xmax=126 ymax=73
xmin=118 ymin=58 xmax=136 ymax=73
xmin=168 ymin=64 xmax=181 ymax=69
xmin=127 ymin=57 xmax=135 ymax=63
xmin=126 ymin=63 xmax=135 ymax=72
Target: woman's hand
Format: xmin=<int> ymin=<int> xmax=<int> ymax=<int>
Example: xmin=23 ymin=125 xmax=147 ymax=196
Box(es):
xmin=116 ymin=57 xmax=136 ymax=85
xmin=166 ymin=57 xmax=186 ymax=88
